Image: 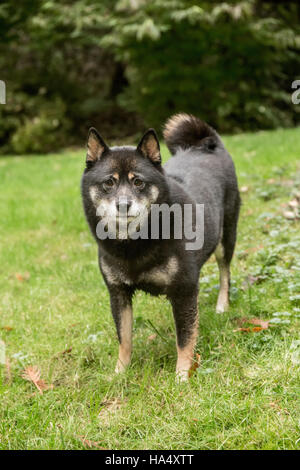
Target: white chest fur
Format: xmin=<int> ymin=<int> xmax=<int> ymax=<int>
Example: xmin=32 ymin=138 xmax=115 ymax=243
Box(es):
xmin=100 ymin=256 xmax=178 ymax=287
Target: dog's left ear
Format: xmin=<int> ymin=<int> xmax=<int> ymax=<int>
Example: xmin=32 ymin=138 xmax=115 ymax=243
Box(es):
xmin=86 ymin=127 xmax=109 ymax=166
xmin=137 ymin=129 xmax=161 ymax=165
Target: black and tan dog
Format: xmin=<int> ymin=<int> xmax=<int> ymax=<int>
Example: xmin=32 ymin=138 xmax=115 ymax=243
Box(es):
xmin=81 ymin=114 xmax=240 ymax=381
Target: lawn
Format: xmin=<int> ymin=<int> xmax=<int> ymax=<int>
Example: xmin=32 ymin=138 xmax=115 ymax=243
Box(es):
xmin=0 ymin=127 xmax=299 ymax=450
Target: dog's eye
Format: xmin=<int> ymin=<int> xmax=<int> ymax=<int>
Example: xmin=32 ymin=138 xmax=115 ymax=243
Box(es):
xmin=133 ymin=178 xmax=145 ymax=189
xmin=103 ymin=178 xmax=115 ymax=191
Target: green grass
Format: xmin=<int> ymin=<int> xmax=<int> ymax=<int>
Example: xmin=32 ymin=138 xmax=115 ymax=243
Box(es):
xmin=0 ymin=127 xmax=300 ymax=450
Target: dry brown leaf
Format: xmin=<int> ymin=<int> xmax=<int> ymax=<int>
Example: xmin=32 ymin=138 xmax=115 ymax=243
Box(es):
xmin=21 ymin=366 xmax=53 ymax=394
xmin=36 ymin=379 xmax=54 ymax=392
xmin=21 ymin=366 xmax=42 ymax=394
xmin=78 ymin=436 xmax=107 ymax=450
xmin=247 ymin=318 xmax=269 ymax=329
xmin=147 ymin=334 xmax=157 ymax=341
xmin=15 ymin=272 xmax=30 ymax=282
xmin=188 ymin=353 xmax=201 ymax=378
xmin=61 ymin=347 xmax=72 ymax=355
xmin=234 ymin=317 xmax=269 ymax=331
xmin=53 ymin=347 xmax=73 ymax=359
xmin=234 ymin=326 xmax=263 ymax=333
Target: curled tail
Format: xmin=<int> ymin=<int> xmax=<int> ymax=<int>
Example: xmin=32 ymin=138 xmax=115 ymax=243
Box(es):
xmin=163 ymin=113 xmax=220 ymax=154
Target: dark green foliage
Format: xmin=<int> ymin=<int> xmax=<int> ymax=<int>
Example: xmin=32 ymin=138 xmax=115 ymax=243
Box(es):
xmin=105 ymin=0 xmax=300 ymax=131
xmin=0 ymin=0 xmax=299 ymax=153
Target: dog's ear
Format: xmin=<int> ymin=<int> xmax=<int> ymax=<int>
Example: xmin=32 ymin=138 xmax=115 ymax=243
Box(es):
xmin=86 ymin=128 xmax=109 ymax=166
xmin=137 ymin=129 xmax=161 ymax=165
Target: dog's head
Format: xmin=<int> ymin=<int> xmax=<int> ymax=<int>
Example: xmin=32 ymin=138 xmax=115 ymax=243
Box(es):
xmin=82 ymin=128 xmax=168 ymax=240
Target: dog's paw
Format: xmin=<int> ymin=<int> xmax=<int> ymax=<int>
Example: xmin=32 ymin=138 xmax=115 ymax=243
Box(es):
xmin=216 ymin=302 xmax=229 ymax=314
xmin=115 ymin=360 xmax=127 ymax=374
xmin=175 ymin=370 xmax=189 ymax=383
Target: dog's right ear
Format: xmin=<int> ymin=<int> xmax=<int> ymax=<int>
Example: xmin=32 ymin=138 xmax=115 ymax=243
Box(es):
xmin=86 ymin=128 xmax=109 ymax=166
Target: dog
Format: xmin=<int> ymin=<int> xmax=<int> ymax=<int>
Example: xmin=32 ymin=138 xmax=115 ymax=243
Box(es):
xmin=81 ymin=113 xmax=240 ymax=381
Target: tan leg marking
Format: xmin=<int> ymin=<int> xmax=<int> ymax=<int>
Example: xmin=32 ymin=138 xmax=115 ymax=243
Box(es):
xmin=215 ymin=243 xmax=230 ymax=314
xmin=176 ymin=314 xmax=198 ymax=382
xmin=115 ymin=305 xmax=133 ymax=373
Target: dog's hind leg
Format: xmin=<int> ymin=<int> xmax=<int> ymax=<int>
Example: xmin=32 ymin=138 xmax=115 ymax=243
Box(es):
xmin=215 ymin=242 xmax=230 ymax=314
xmin=215 ymin=195 xmax=240 ymax=313
xmin=171 ymin=292 xmax=198 ymax=382
xmin=109 ymin=285 xmax=133 ymax=373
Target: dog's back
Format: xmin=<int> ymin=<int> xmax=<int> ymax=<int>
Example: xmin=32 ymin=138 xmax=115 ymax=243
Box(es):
xmin=163 ymin=113 xmax=240 ymax=264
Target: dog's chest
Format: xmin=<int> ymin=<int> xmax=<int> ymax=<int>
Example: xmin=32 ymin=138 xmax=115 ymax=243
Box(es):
xmin=100 ymin=256 xmax=179 ymax=290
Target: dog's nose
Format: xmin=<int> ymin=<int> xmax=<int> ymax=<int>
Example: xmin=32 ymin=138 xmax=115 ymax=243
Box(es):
xmin=116 ymin=198 xmax=132 ymax=214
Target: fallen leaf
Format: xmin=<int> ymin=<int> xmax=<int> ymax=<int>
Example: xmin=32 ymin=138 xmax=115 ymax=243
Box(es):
xmin=36 ymin=379 xmax=54 ymax=392
xmin=234 ymin=317 xmax=269 ymax=330
xmin=21 ymin=366 xmax=53 ymax=394
xmin=21 ymin=366 xmax=42 ymax=394
xmin=247 ymin=318 xmax=269 ymax=329
xmin=188 ymin=353 xmax=201 ymax=377
xmin=78 ymin=436 xmax=107 ymax=450
xmin=15 ymin=272 xmax=30 ymax=282
xmin=234 ymin=326 xmax=263 ymax=333
xmin=147 ymin=334 xmax=157 ymax=341
xmin=53 ymin=347 xmax=73 ymax=359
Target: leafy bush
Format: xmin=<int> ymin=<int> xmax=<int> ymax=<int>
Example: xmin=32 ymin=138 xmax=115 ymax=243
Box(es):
xmin=0 ymin=0 xmax=299 ymax=154
xmin=102 ymin=0 xmax=300 ymax=131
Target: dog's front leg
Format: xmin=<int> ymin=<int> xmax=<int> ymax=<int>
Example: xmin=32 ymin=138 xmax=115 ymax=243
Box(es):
xmin=170 ymin=292 xmax=199 ymax=382
xmin=108 ymin=285 xmax=133 ymax=374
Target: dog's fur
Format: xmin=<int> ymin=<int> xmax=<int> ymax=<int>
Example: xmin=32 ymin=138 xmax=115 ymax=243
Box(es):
xmin=81 ymin=113 xmax=240 ymax=380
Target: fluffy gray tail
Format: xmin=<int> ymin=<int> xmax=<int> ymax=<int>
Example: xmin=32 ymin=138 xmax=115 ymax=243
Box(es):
xmin=163 ymin=113 xmax=220 ymax=154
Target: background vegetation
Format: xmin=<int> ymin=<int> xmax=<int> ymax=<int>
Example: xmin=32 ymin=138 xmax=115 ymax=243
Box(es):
xmin=0 ymin=0 xmax=299 ymax=154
